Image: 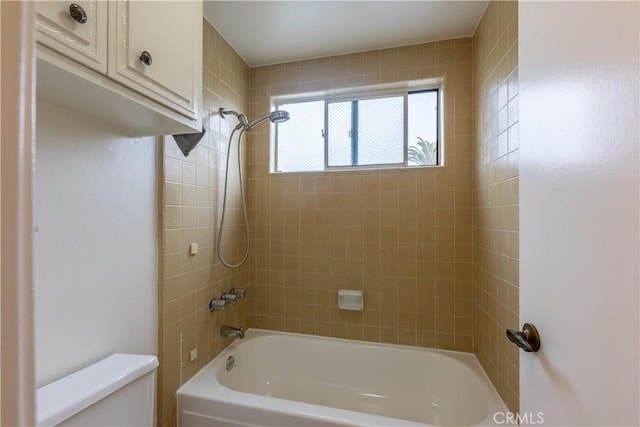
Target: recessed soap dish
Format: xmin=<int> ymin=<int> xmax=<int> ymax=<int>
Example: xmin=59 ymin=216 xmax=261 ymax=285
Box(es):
xmin=338 ymin=290 xmax=364 ymax=311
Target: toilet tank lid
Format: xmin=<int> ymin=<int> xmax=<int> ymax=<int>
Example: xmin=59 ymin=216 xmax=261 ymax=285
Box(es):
xmin=36 ymin=353 xmax=158 ymax=427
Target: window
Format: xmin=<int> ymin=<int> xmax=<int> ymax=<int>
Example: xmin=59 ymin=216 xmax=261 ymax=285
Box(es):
xmin=274 ymin=87 xmax=441 ymax=173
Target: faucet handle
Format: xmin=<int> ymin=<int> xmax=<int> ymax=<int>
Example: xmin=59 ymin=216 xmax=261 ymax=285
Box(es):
xmin=220 ymin=292 xmax=237 ymax=303
xmin=230 ymin=288 xmax=246 ymax=298
xmin=209 ymin=298 xmax=226 ymax=311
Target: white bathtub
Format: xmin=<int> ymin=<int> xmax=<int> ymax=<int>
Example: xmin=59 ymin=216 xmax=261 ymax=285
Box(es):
xmin=177 ymin=329 xmax=507 ymax=427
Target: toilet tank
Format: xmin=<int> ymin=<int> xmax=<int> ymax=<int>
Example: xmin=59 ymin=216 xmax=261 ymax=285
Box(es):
xmin=36 ymin=353 xmax=159 ymax=427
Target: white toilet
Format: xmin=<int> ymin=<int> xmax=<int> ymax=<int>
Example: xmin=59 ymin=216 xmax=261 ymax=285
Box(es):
xmin=36 ymin=353 xmax=158 ymax=427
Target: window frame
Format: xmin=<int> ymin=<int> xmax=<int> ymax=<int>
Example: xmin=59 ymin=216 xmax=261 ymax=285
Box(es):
xmin=273 ymin=84 xmax=442 ymax=173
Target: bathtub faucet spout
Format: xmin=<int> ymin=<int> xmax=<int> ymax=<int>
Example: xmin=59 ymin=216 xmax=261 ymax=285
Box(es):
xmin=220 ymin=325 xmax=244 ymax=339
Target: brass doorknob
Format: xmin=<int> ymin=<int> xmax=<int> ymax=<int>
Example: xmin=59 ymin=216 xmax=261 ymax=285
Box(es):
xmin=69 ymin=3 xmax=87 ymax=24
xmin=506 ymin=323 xmax=541 ymax=352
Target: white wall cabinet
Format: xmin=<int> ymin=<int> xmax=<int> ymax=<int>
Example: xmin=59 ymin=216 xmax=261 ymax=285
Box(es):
xmin=109 ymin=1 xmax=200 ymax=120
xmin=35 ymin=0 xmax=202 ymax=137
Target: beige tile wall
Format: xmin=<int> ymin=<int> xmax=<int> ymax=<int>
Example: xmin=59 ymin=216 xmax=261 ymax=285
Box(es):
xmin=472 ymin=1 xmax=519 ymax=412
xmin=245 ymin=39 xmax=475 ymax=351
xmin=157 ymin=11 xmax=521 ymax=422
xmin=157 ymin=20 xmax=250 ymax=427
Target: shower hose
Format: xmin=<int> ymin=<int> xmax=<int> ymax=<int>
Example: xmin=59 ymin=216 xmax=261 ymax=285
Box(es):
xmin=216 ymin=125 xmax=250 ymax=268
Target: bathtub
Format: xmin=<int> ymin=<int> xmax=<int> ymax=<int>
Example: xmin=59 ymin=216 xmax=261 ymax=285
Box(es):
xmin=177 ymin=329 xmax=507 ymax=427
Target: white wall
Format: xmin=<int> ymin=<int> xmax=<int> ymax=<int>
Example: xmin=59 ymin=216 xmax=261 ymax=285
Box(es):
xmin=34 ymin=101 xmax=157 ymax=387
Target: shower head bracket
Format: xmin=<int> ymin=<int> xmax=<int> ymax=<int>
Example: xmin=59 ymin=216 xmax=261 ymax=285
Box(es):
xmin=219 ymin=108 xmax=248 ymax=128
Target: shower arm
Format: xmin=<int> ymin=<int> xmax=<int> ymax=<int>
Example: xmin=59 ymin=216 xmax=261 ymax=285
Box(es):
xmin=220 ymin=108 xmax=290 ymax=131
xmin=219 ymin=108 xmax=248 ymax=128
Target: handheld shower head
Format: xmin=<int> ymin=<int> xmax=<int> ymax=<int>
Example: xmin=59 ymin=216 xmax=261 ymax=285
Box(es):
xmin=246 ymin=110 xmax=290 ymax=130
xmin=270 ymin=110 xmax=290 ymax=123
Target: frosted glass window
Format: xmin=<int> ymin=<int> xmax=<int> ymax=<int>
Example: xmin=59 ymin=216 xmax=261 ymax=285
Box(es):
xmin=275 ymin=101 xmax=325 ymax=172
xmin=357 ymin=96 xmax=405 ymax=165
xmin=327 ymin=101 xmax=353 ymax=166
xmin=274 ymin=87 xmax=440 ymax=172
xmin=327 ymin=96 xmax=404 ymax=167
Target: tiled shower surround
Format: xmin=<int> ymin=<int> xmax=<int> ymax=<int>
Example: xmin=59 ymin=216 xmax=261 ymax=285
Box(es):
xmin=158 ymin=20 xmax=250 ymax=427
xmin=473 ymin=0 xmax=519 ymax=412
xmin=158 ymin=2 xmax=520 ymax=425
xmin=246 ymin=38 xmax=475 ymax=350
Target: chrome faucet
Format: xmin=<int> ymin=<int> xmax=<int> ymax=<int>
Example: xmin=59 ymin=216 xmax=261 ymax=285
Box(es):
xmin=220 ymin=325 xmax=244 ymax=339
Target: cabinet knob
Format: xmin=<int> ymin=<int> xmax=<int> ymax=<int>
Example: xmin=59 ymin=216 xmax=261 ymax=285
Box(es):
xmin=139 ymin=51 xmax=153 ymax=66
xmin=68 ymin=3 xmax=88 ymax=24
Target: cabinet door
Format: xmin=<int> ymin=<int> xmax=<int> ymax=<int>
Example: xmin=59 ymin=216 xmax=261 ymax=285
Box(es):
xmin=35 ymin=1 xmax=107 ymax=73
xmin=108 ymin=1 xmax=201 ymax=120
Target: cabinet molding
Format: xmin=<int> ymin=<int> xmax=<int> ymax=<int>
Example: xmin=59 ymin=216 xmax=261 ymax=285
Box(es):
xmin=35 ymin=1 xmax=107 ymax=73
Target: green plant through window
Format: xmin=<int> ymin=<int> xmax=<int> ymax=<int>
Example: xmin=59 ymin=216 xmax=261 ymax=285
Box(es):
xmin=408 ymin=137 xmax=437 ymax=166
